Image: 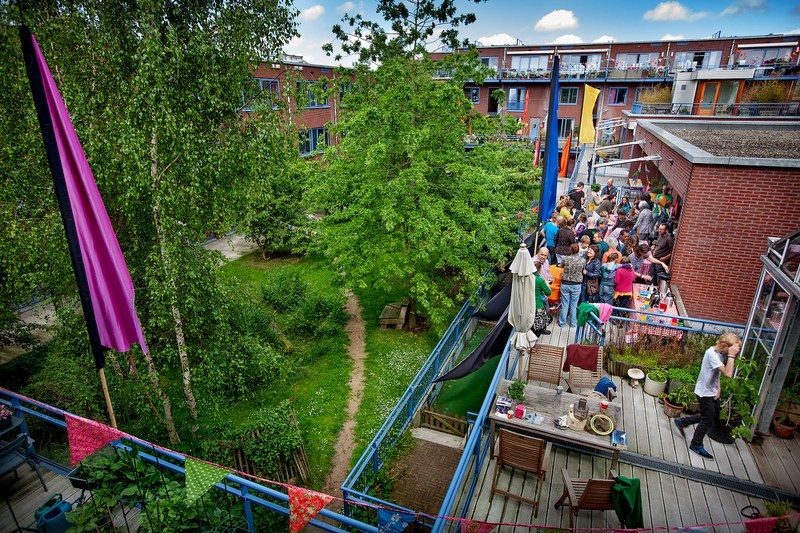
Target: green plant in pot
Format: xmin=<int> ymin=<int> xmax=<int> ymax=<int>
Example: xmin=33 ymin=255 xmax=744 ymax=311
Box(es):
xmin=644 ymin=367 xmax=667 ymax=397
xmin=662 ymin=385 xmax=693 ymax=417
xmin=507 ymin=379 xmax=526 ymax=403
xmin=772 ymin=382 xmax=799 ymax=439
xmin=716 ymin=358 xmax=760 ymax=442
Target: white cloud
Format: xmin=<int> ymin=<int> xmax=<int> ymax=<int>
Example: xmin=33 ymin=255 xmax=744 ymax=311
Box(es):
xmin=478 ymin=33 xmax=518 ymax=46
xmin=300 ymin=5 xmax=325 ymax=21
xmin=787 ymin=28 xmax=800 ymax=34
xmin=593 ymin=35 xmax=616 ymax=43
xmin=644 ymin=2 xmax=707 ymax=21
xmin=337 ymin=1 xmax=356 ymax=11
xmin=661 ymin=33 xmax=686 ymax=40
xmin=534 ymin=10 xmax=579 ymax=32
xmin=721 ymin=0 xmax=766 ymax=16
xmin=552 ymin=34 xmax=583 ymax=44
xmin=285 ymin=35 xmax=331 ymax=65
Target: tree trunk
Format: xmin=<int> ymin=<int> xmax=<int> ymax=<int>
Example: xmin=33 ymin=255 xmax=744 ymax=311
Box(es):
xmin=150 ymin=130 xmax=198 ymax=437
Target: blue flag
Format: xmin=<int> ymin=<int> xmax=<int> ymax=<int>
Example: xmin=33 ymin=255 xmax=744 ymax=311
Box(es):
xmin=377 ymin=508 xmax=415 ymax=532
xmin=540 ymin=56 xmax=560 ymax=223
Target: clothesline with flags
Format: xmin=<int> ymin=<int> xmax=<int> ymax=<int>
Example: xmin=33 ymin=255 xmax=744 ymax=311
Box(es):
xmin=21 ymin=392 xmax=790 ymax=533
xmin=265 ymin=215 xmax=321 ymax=237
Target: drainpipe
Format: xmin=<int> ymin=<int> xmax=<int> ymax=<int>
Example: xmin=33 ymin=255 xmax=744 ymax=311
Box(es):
xmin=728 ymin=39 xmax=736 ymax=68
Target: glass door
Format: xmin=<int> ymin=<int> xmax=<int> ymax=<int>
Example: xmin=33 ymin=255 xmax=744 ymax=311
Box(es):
xmin=697 ymin=82 xmax=720 ymax=115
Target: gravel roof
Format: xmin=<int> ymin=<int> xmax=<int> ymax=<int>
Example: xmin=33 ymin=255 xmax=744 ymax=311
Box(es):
xmin=665 ymin=128 xmax=800 ymax=159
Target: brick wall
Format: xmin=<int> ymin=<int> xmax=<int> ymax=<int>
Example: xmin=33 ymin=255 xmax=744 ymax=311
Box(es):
xmin=672 ymin=164 xmax=800 ymax=323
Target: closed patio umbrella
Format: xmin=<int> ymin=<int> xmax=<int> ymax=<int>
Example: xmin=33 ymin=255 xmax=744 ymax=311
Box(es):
xmin=508 ymin=242 xmax=538 ymax=378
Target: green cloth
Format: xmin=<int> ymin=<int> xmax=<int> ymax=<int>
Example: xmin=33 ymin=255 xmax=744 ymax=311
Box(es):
xmin=576 ymin=302 xmax=598 ymax=326
xmin=534 ymin=274 xmax=551 ymax=310
xmin=611 ymin=475 xmax=644 ymax=528
xmin=185 ymin=458 xmax=229 ymax=504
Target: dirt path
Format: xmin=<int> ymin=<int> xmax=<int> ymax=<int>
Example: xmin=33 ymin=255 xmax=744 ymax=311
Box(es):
xmin=322 ymin=290 xmax=367 ymax=498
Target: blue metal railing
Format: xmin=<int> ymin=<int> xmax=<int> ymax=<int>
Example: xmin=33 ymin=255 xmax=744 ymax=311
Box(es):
xmin=0 ymin=388 xmax=377 ymax=533
xmin=341 ymin=282 xmax=490 ymax=517
xmin=432 ymin=335 xmax=515 ymax=533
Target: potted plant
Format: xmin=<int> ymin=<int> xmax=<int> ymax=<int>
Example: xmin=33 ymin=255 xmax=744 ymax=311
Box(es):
xmin=507 ymin=379 xmax=526 ymax=404
xmin=772 ymin=382 xmax=799 ymax=439
xmin=0 ymin=405 xmax=13 ymax=431
xmin=666 ymin=366 xmax=698 ymax=393
xmin=713 ymin=358 xmax=761 ymax=442
xmin=644 ymin=367 xmax=667 ymax=397
xmin=662 ymin=385 xmax=692 ymax=417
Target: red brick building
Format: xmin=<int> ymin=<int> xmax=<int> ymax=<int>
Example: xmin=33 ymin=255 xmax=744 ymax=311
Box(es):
xmin=432 ymin=34 xmax=800 ymax=141
xmin=628 ymin=120 xmax=800 ymax=323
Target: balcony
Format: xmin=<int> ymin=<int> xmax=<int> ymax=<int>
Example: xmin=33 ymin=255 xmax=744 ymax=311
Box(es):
xmin=630 ymin=100 xmax=800 ymax=117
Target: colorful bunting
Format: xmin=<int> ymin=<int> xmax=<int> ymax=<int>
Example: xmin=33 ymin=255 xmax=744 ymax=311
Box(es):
xmin=289 ymin=487 xmax=333 ymax=532
xmin=460 ymin=519 xmax=496 ymax=533
xmin=377 ymin=508 xmax=415 ymax=532
xmin=744 ymin=517 xmax=780 ymax=533
xmin=65 ymin=413 xmax=124 ymax=466
xmin=185 ymin=458 xmax=230 ymax=505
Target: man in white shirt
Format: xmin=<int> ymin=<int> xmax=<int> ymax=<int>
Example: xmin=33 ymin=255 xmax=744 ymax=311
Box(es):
xmin=674 ymin=333 xmax=742 ymax=460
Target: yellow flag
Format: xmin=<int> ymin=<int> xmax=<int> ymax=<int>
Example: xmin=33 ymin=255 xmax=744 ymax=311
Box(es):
xmin=579 ymin=84 xmax=601 ymax=144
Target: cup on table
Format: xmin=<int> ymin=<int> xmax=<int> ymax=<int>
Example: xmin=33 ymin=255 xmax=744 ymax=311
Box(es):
xmin=556 ymin=386 xmax=563 ymax=395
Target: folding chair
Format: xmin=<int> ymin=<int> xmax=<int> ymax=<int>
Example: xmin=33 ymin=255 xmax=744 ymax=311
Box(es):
xmin=565 ymin=346 xmax=605 ymax=395
xmin=526 ymin=344 xmax=565 ymax=387
xmin=0 ymin=433 xmax=47 ymax=491
xmin=554 ymin=468 xmax=618 ymax=528
xmin=490 ymin=429 xmax=551 ymax=517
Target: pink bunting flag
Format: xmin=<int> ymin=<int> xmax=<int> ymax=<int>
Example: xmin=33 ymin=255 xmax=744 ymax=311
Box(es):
xmin=289 ymin=487 xmax=333 ymax=532
xmin=460 ymin=520 xmax=496 ymax=533
xmin=66 ymin=413 xmax=124 ymax=466
xmin=744 ymin=517 xmax=780 ymax=533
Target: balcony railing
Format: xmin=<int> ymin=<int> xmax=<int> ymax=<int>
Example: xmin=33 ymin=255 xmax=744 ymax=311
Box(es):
xmin=630 ymin=100 xmax=800 ymax=117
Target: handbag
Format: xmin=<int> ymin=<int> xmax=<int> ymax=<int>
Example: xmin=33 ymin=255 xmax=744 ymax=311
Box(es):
xmin=586 ymin=278 xmax=600 ymax=296
xmin=533 ymin=307 xmax=549 ymax=331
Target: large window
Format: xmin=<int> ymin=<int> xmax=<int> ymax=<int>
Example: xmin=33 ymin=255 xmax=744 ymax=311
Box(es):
xmin=297 ymin=81 xmax=329 ymax=108
xmin=673 ymin=50 xmax=722 ymax=70
xmin=465 ymin=87 xmax=480 ymax=104
xmin=738 ymin=47 xmax=795 ymax=67
xmin=561 ymin=54 xmax=603 ymax=72
xmin=299 ymin=128 xmax=329 ymax=156
xmin=560 ymin=87 xmax=578 ymax=104
xmin=608 ymin=87 xmax=628 ymax=106
xmin=615 ymin=52 xmax=660 ymax=68
xmin=480 ymin=56 xmax=499 ymax=73
xmin=507 ymin=87 xmax=526 ymax=111
xmin=510 ymin=55 xmax=549 ymax=72
xmin=557 ymin=118 xmax=574 ymax=138
xmin=243 ymin=78 xmax=280 ymax=110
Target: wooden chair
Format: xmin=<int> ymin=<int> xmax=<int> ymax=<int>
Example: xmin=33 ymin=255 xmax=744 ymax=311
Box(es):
xmin=0 ymin=433 xmax=47 ymax=491
xmin=490 ymin=429 xmax=551 ymax=517
xmin=565 ymin=346 xmax=604 ymax=394
xmin=526 ymin=344 xmax=565 ymax=387
xmin=554 ymin=468 xmax=618 ymax=528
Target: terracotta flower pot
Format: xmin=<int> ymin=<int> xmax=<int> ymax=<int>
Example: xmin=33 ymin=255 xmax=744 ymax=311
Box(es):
xmin=663 ymin=399 xmax=684 ymax=417
xmin=771 ymin=417 xmax=798 ymax=439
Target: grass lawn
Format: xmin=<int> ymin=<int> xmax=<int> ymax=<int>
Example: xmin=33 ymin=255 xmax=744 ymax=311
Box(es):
xmin=219 ymin=252 xmax=352 ymax=487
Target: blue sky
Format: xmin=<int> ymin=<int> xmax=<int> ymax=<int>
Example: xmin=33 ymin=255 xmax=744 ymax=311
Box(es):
xmin=285 ymin=0 xmax=800 ymax=65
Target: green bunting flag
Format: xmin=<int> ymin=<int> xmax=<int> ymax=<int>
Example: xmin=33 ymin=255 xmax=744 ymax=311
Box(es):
xmin=185 ymin=458 xmax=230 ymax=505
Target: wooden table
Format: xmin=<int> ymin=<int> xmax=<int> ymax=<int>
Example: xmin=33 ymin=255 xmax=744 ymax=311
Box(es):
xmin=490 ymin=380 xmax=624 ymax=470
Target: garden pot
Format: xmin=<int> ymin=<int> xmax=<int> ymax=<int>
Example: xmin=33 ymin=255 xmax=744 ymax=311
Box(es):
xmin=606 ymin=354 xmax=652 ymax=378
xmin=643 ymin=375 xmax=667 ymax=397
xmin=708 ymin=416 xmax=738 ymax=444
xmin=771 ymin=417 xmax=798 ymax=439
xmin=663 ymin=399 xmax=684 ymax=417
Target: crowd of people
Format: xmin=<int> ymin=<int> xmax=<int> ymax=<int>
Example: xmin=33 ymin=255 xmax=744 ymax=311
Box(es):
xmin=534 ymin=179 xmax=676 ymax=330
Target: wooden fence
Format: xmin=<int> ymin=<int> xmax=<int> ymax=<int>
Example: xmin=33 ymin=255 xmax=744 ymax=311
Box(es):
xmin=420 ymin=408 xmax=468 ymax=437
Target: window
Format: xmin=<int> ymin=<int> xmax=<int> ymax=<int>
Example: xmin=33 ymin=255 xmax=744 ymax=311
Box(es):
xmin=510 ymin=55 xmax=548 ymax=72
xmin=434 ymin=68 xmax=454 ymax=78
xmin=299 ymin=128 xmax=329 ymax=156
xmin=615 ymin=53 xmax=660 ymax=68
xmin=738 ymin=47 xmax=795 ymax=67
xmin=608 ymin=87 xmax=628 ymax=106
xmin=557 ymin=118 xmax=574 ymax=139
xmin=297 ymin=81 xmax=329 ymax=108
xmin=465 ymin=87 xmax=480 ymax=104
xmin=673 ymin=51 xmax=722 ymax=70
xmin=506 ymin=87 xmax=526 ymax=111
xmin=560 ymin=87 xmax=578 ymax=104
xmin=561 ymin=54 xmax=602 ymax=72
xmin=243 ymin=78 xmax=280 ymax=110
xmin=480 ymin=57 xmax=499 ymax=72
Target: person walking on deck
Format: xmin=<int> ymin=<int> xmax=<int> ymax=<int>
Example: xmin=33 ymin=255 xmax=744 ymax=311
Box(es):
xmin=674 ymin=333 xmax=742 ymax=460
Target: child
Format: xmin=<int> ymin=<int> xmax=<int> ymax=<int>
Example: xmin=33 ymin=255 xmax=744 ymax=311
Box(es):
xmin=613 ymin=256 xmax=636 ymax=311
xmin=600 ymin=252 xmax=619 ymax=304
xmin=574 ymin=213 xmax=588 ymax=236
xmin=578 ymin=235 xmax=591 ymax=258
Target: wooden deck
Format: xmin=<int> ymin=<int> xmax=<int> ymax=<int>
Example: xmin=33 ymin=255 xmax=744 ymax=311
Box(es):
xmin=455 ymin=320 xmax=800 ymax=531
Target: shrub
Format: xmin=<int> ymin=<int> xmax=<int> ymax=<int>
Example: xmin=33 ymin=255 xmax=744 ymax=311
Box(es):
xmin=637 ymin=86 xmax=672 ymax=104
xmin=261 ymin=270 xmax=308 ymax=312
xmin=741 ymin=79 xmax=789 ymax=103
xmin=291 ymin=292 xmax=349 ymax=338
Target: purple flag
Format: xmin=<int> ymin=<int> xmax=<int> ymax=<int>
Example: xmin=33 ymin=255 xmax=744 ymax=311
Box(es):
xmin=29 ymin=32 xmax=148 ymax=355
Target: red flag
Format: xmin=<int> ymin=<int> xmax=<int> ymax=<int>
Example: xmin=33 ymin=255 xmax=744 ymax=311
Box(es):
xmin=289 ymin=487 xmax=333 ymax=531
xmin=66 ymin=414 xmax=124 ymax=466
xmin=559 ymin=130 xmax=572 ymax=177
xmin=533 ymin=135 xmax=541 ymax=167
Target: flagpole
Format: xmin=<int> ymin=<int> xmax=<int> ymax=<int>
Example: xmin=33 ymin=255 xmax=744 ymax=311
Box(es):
xmin=19 ymin=24 xmax=117 ymax=428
